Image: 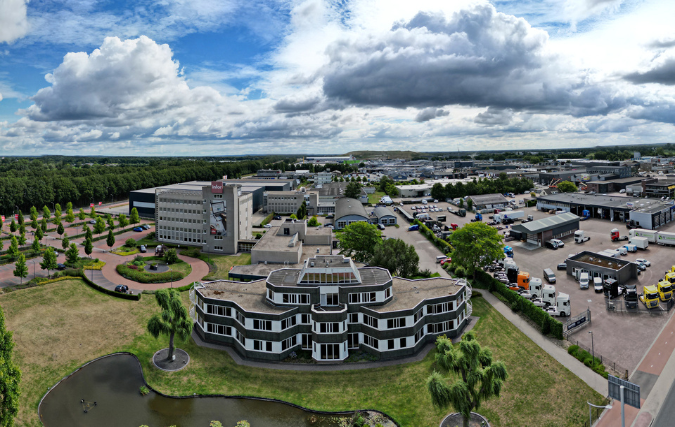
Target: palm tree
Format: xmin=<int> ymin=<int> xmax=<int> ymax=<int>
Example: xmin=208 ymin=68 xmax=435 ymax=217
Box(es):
xmin=147 ymin=289 xmax=192 ymax=360
xmin=427 ymin=332 xmax=508 ymax=427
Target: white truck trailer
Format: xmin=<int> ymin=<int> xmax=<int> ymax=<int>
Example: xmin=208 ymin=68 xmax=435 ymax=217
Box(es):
xmin=656 ymin=231 xmax=675 ymax=246
xmin=629 ymin=228 xmax=658 ymax=243
xmin=546 ymin=293 xmax=571 ymax=317
xmin=494 ymin=210 xmax=524 ymax=222
xmin=574 ymin=230 xmax=590 ymax=243
xmin=630 ymin=236 xmax=649 ymax=250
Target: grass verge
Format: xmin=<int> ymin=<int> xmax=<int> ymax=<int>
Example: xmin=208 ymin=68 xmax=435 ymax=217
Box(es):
xmin=1 ymin=281 xmax=605 ymax=427
xmin=202 ymin=253 xmax=252 ymax=280
xmin=368 ymin=191 xmax=386 ymax=205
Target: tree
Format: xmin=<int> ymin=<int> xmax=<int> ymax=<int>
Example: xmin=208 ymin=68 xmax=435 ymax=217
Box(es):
xmin=427 ymin=332 xmax=508 ymax=427
xmin=13 ymin=254 xmax=28 ymax=284
xmin=40 ymin=247 xmax=58 ymax=277
xmin=336 ymin=222 xmax=381 ymax=263
xmin=557 ymin=181 xmax=578 ymax=193
xmin=296 ymin=201 xmax=307 ymax=220
xmin=84 ymin=238 xmax=93 ymax=258
xmin=289 ymin=213 xmax=298 ymax=220
xmin=40 ymin=217 xmax=47 ymax=233
xmin=56 ymin=222 xmax=65 ymax=237
xmin=18 ymin=224 xmax=25 ymax=236
xmin=29 ymin=206 xmax=38 ymax=222
xmin=94 ymin=216 xmax=106 ymax=235
xmin=107 ymin=215 xmax=115 ymax=231
xmin=449 ymin=222 xmax=504 ymax=279
xmin=17 ymin=211 xmax=23 ymax=226
xmin=42 ymin=206 xmax=51 ymax=220
xmin=35 ymin=226 xmax=44 ymax=242
xmin=65 ymin=208 xmax=75 ymax=223
xmin=307 ymin=216 xmax=320 ymax=227
xmin=62 ymin=233 xmax=70 ymax=250
xmin=9 ymin=219 xmax=16 ymax=233
xmin=106 ymin=230 xmax=115 ymax=251
xmin=370 ymin=238 xmax=419 ymax=278
xmin=18 ymin=232 xmax=26 ymax=247
xmin=78 ymin=208 xmax=86 ymax=221
xmin=467 ymin=198 xmax=474 ymax=211
xmin=147 ymin=289 xmax=193 ymax=360
xmin=53 ymin=206 xmax=62 ymax=224
xmin=7 ymin=236 xmax=19 ymax=259
xmin=65 ymin=243 xmax=80 ymax=265
xmin=30 ymin=218 xmax=37 ymax=230
xmin=385 ymin=183 xmax=399 ymax=198
xmin=89 ymin=206 xmax=97 ymax=218
xmin=31 ymin=236 xmax=40 ymax=253
xmin=130 ymin=207 xmax=140 ymax=224
xmin=431 ymin=183 xmax=446 ymax=201
xmin=0 ymin=305 xmax=21 ymax=427
xmin=345 ymin=181 xmax=363 ymax=199
xmin=118 ymin=213 xmax=129 ymax=228
xmin=66 ymin=202 xmax=73 ymax=211
xmin=85 ymin=226 xmax=93 ymax=241
xmin=458 ymin=198 xmax=464 ymax=208
xmin=125 ymin=238 xmax=136 ymax=248
xmin=164 ymin=248 xmax=179 ymax=265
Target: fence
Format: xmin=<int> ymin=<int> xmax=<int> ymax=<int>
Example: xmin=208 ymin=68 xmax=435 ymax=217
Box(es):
xmin=565 ymin=335 xmax=629 ymax=379
xmin=563 ymin=309 xmax=591 ymax=337
xmin=605 ymin=296 xmax=675 ymax=315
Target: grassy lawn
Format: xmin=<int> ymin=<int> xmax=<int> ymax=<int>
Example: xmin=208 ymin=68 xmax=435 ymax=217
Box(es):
xmin=203 ymin=253 xmax=251 ymax=280
xmin=368 ymin=191 xmax=386 ymax=205
xmin=116 ymin=256 xmax=192 ymax=283
xmin=0 ymin=281 xmax=604 ymax=427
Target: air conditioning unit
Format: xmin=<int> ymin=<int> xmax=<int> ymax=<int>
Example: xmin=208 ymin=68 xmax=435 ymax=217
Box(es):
xmin=310 ymin=262 xmax=315 ymax=267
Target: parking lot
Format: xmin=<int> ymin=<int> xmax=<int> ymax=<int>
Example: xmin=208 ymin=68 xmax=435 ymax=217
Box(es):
xmin=393 ymin=197 xmax=675 ymax=373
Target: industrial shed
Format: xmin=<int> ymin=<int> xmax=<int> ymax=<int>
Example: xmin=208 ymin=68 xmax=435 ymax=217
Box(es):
xmin=468 ymin=193 xmax=509 ymax=210
xmin=510 ymin=212 xmax=580 ymax=247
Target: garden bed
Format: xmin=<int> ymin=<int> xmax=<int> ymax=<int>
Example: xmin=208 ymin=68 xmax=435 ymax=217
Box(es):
xmin=116 ymin=256 xmax=191 ymax=283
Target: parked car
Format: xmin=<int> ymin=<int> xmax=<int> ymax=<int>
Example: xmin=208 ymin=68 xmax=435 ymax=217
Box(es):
xmin=636 ymin=258 xmax=650 ymax=267
xmin=264 ymin=224 xmax=272 ymax=228
xmin=441 ymin=257 xmax=452 ymax=266
xmin=114 ymin=284 xmax=129 ymax=294
xmin=377 ymin=224 xmax=385 ymax=230
xmin=133 ymin=227 xmax=143 ymax=232
xmin=543 ymin=268 xmax=556 ymax=284
xmin=594 ymin=277 xmax=604 ymax=293
xmin=545 ymin=240 xmax=558 ymax=249
xmin=142 ymin=224 xmax=150 ymax=230
xmin=579 ymin=272 xmax=590 ymax=290
xmin=273 ymin=215 xmax=282 ymax=220
xmin=551 ymin=239 xmax=564 ymax=248
xmin=139 ymin=245 xmax=147 ymax=253
xmin=89 ymin=219 xmax=96 ymax=224
xmin=56 ymin=263 xmax=66 ymax=270
xmin=636 ymin=263 xmax=646 ymax=271
xmin=556 ymin=263 xmax=567 ymax=270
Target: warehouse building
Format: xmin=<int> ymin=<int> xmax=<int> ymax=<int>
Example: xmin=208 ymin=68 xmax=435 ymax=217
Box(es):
xmin=565 ymin=251 xmax=638 ymax=285
xmin=192 ymin=254 xmax=471 ymax=362
xmin=510 ymin=213 xmax=579 ymax=247
xmin=369 ymin=206 xmax=397 ymax=226
xmin=468 ymin=193 xmax=510 ymax=210
xmin=643 ymin=179 xmax=675 ymax=199
xmin=334 ymin=198 xmax=370 ymax=230
xmin=584 ymin=177 xmax=648 ymax=194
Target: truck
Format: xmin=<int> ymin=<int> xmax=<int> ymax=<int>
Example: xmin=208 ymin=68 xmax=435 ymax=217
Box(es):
xmin=519 ymin=277 xmax=543 ymax=299
xmin=656 ymin=280 xmax=673 ymax=302
xmin=449 ymin=223 xmax=459 ymax=230
xmin=622 ymin=244 xmax=637 ymax=253
xmin=457 ymin=209 xmax=466 ymax=217
xmin=546 ymin=293 xmax=571 ymax=317
xmin=624 ymin=284 xmax=638 ymax=309
xmin=630 ymin=236 xmax=649 ymax=250
xmin=532 ymin=284 xmax=556 ymax=308
xmin=503 ymin=246 xmax=514 ymax=258
xmin=574 ymin=230 xmax=590 ymax=243
xmin=656 ymin=231 xmax=675 ymax=246
xmin=437 ymin=215 xmax=447 ymax=222
xmin=494 ymin=210 xmax=524 ymax=223
xmin=508 ymin=272 xmax=530 ymax=291
xmin=611 ymin=228 xmax=629 ymax=242
xmin=629 ymin=229 xmax=658 ymax=243
xmin=471 ymin=213 xmax=483 ymax=222
xmin=580 ymin=209 xmax=591 ymax=221
xmin=639 ymin=285 xmax=660 ymax=309
xmin=505 ymin=260 xmax=519 ymax=284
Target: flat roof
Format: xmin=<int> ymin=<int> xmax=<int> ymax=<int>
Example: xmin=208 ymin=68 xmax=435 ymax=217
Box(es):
xmin=266 ymin=266 xmax=390 ymax=288
xmin=469 ymin=193 xmax=508 ymax=205
xmin=252 ymin=225 xmax=331 ymax=252
xmin=370 ymin=278 xmax=464 ymax=312
xmin=569 ymin=252 xmax=630 ymax=271
xmin=586 ymin=177 xmax=644 ymax=184
xmin=511 ymin=212 xmax=579 ymax=234
xmin=198 ymin=280 xmax=291 ymax=314
xmin=538 ymin=193 xmax=673 ymax=212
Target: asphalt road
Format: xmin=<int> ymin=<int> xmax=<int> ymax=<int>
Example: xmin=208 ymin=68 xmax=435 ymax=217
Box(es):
xmin=653 ymin=379 xmax=675 ymax=427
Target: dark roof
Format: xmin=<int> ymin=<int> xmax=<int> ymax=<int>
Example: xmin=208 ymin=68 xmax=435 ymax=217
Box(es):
xmin=335 ymin=197 xmax=369 ymax=220
xmin=468 ymin=193 xmax=508 ymax=205
xmin=371 ymin=206 xmax=396 ymax=219
xmin=510 ymin=212 xmax=579 ymax=234
xmin=537 ymin=193 xmax=672 ymax=211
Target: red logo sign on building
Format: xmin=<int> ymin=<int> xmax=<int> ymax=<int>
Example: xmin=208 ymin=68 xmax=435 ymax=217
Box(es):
xmin=211 ymin=181 xmax=223 ymax=194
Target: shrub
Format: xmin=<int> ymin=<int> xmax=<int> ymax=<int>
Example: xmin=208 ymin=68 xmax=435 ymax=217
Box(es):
xmin=471 ymin=290 xmax=482 ymax=298
xmin=164 ymin=248 xmax=179 ymax=265
xmin=454 ymin=266 xmax=466 ymax=277
xmin=180 ymin=247 xmax=201 ymax=258
xmin=139 ymin=386 xmax=149 ymax=396
xmin=235 ymin=422 xmax=250 ymax=427
xmin=210 ymin=422 xmax=223 ymax=427
xmin=125 ymin=238 xmax=137 ymax=248
xmin=116 ymin=263 xmax=186 ymax=284
xmin=133 ymin=255 xmax=145 ymax=263
xmin=567 ymin=345 xmax=579 ymax=357
xmin=511 ymin=300 xmax=520 ymax=313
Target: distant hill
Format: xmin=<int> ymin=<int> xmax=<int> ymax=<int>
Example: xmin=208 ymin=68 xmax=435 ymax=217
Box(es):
xmin=345 ymin=150 xmax=421 ymax=161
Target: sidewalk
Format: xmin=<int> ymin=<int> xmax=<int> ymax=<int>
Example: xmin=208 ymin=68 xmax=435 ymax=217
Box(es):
xmin=480 ymin=291 xmax=607 ymax=396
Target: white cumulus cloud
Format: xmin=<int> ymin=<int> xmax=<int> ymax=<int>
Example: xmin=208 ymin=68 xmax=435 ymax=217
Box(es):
xmin=0 ymin=0 xmax=30 ymax=44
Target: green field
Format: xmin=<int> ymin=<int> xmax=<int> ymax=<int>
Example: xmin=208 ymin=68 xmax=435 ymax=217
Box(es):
xmin=368 ymin=191 xmax=386 ymax=205
xmin=202 ymin=253 xmax=251 ymax=280
xmin=0 ymin=280 xmax=604 ymax=427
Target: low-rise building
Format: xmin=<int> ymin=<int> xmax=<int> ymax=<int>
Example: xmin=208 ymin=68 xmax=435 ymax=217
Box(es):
xmin=565 ymin=251 xmax=638 ymax=285
xmin=334 ymin=198 xmax=370 ymax=230
xmin=510 ymin=213 xmax=579 ymax=247
xmin=369 ymin=206 xmax=397 ymax=226
xmin=263 ymin=191 xmax=306 ymax=214
xmin=250 ymin=219 xmax=332 ymax=265
xmin=468 ymin=193 xmax=509 ymax=210
xmin=192 ymin=255 xmax=471 ymax=362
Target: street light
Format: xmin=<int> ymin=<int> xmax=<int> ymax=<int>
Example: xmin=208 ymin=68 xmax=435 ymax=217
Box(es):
xmin=588 ymin=331 xmax=594 ymax=362
xmin=169 ymin=265 xmax=173 ymax=289
xmin=587 ymin=401 xmax=612 ymax=427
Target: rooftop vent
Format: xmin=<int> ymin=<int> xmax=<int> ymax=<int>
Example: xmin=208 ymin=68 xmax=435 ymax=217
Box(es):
xmin=316 ymin=248 xmax=320 ymax=253
xmin=310 ymin=262 xmax=315 ymax=267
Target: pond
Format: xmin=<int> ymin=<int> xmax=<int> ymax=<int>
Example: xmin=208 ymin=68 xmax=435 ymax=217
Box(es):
xmin=39 ymin=354 xmax=371 ymax=427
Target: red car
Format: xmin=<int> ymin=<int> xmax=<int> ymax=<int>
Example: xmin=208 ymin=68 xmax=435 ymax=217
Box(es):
xmin=440 ymin=257 xmax=452 ymax=266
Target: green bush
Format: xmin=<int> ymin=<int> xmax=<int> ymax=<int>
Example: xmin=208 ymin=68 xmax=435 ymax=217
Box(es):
xmin=471 ymin=291 xmax=482 ymax=298
xmin=124 ymin=238 xmax=137 ymax=248
xmin=259 ymin=212 xmax=274 ymax=227
xmin=454 ymin=266 xmax=466 ymax=277
xmin=510 ymin=300 xmax=520 ymax=312
xmin=567 ymin=345 xmax=579 ymax=357
xmin=116 ymin=263 xmax=186 ymax=284
xmin=180 ymin=247 xmax=201 ymax=258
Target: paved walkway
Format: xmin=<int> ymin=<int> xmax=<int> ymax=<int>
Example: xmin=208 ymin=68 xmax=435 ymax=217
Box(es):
xmin=190 ymin=316 xmax=479 ymax=371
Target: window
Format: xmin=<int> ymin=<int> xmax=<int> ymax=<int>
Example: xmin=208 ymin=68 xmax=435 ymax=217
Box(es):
xmin=253 ymin=319 xmax=272 ymax=331
xmin=266 ymin=342 xmax=272 ymax=352
xmin=348 ymin=313 xmax=359 ymax=324
xmin=236 ymin=331 xmax=245 ymax=345
xmin=399 ymin=337 xmax=406 ymax=348
xmin=214 ymin=246 xmax=224 ymax=251
xmin=388 ymin=339 xmax=395 ymax=350
xmin=384 ymin=287 xmax=391 ymax=299
xmin=267 ymin=289 xmax=275 ymax=300
xmin=254 ymin=340 xmax=263 ymax=351
xmin=281 ymin=316 xmax=297 ymax=330
xmin=348 ymin=333 xmax=359 ymax=349
xmin=348 ymin=292 xmax=376 ymax=303
xmin=282 ymin=294 xmax=310 ymax=304
xmin=318 ymin=322 xmax=340 ymax=333
xmin=236 ymin=311 xmax=245 ymax=325
xmin=320 ymin=343 xmax=341 ymax=360
xmin=205 ymin=323 xmax=232 ymax=337
xmin=415 ymin=329 xmax=424 ymax=343
xmin=428 ymin=321 xmax=453 ymax=334
xmin=300 ymin=314 xmax=311 ymax=324
xmin=214 ymin=235 xmax=223 ymax=240
xmin=413 ymin=310 xmax=423 ymax=324
xmin=363 ymin=314 xmax=378 ymax=328
xmin=281 ymin=336 xmax=296 ymax=351
xmin=205 ymin=305 xmax=232 ymax=317
xmin=387 ymin=317 xmax=406 ymax=329
xmin=364 ymin=335 xmax=378 ymax=349
xmin=301 ymin=334 xmax=312 ymax=350
xmin=427 ymin=302 xmax=450 ymax=314
xmin=326 ymin=293 xmax=339 ymax=305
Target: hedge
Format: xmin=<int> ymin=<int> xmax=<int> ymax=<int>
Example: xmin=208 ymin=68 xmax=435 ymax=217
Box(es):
xmin=80 ymin=271 xmax=142 ymax=301
xmin=474 ymin=270 xmax=564 ymax=340
xmin=116 ymin=262 xmax=187 ymax=284
xmin=258 ymin=212 xmax=275 ymax=228
xmin=568 ymin=345 xmax=609 ymax=378
xmin=413 ymin=219 xmax=453 ymax=255
xmin=1 ymin=275 xmax=80 ymax=293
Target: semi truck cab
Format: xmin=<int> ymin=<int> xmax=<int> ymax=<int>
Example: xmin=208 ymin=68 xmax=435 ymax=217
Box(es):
xmin=546 ymin=293 xmax=571 ymax=317
xmin=624 ymin=285 xmax=638 ymax=309
xmin=657 ymin=280 xmax=673 ymax=302
xmin=640 ymin=285 xmax=660 ymax=309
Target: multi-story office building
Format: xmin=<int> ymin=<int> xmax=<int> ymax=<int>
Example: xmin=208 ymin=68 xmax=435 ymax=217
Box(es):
xmin=263 ymin=191 xmax=306 ymax=214
xmin=315 ymin=171 xmax=333 ymax=185
xmin=155 ymin=181 xmax=253 ymax=254
xmin=191 ymin=255 xmax=471 ymax=362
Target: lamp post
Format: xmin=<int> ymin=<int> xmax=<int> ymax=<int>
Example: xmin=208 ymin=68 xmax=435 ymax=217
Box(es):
xmin=169 ymin=265 xmax=173 ymax=289
xmin=588 ymin=331 xmax=594 ymax=362
xmin=587 ymin=402 xmax=612 ymax=427
xmin=30 ymin=260 xmax=36 ymax=280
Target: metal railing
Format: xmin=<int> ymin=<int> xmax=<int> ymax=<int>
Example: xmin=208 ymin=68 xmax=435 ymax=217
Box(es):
xmin=565 ymin=336 xmax=629 ymax=379
xmin=605 ymin=296 xmax=674 ymax=315
xmin=563 ymin=309 xmax=591 ymax=337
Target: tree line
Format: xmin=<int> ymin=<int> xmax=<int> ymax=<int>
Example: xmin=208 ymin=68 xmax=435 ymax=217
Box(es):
xmin=431 ymin=175 xmax=534 ymax=201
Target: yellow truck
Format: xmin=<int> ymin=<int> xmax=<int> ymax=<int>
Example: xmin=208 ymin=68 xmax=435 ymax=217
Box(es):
xmin=640 ymin=285 xmax=660 ymax=309
xmin=665 ymin=272 xmax=675 ymax=284
xmin=657 ymin=280 xmax=673 ymax=302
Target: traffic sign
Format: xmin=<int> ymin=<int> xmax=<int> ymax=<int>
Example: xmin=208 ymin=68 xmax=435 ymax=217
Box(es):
xmin=609 ymin=375 xmax=640 ymax=409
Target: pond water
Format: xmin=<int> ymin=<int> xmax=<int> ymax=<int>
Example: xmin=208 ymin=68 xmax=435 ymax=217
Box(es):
xmin=39 ymin=354 xmax=352 ymax=427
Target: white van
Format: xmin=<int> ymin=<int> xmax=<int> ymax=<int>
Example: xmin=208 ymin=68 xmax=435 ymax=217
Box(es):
xmin=579 ymin=272 xmax=590 ymax=290
xmin=436 ymin=255 xmax=447 ymax=264
xmin=593 ymin=277 xmax=603 ymax=293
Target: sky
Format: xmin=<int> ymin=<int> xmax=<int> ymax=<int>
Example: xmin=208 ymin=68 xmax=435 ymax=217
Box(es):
xmin=1 ymin=0 xmax=675 ymax=156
